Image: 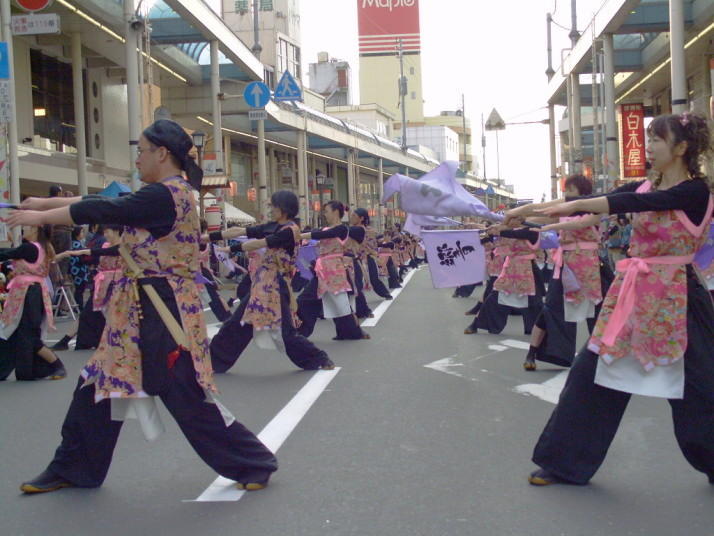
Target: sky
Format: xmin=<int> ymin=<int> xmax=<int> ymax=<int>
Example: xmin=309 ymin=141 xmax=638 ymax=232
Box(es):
xmin=299 ymin=0 xmax=604 ymax=201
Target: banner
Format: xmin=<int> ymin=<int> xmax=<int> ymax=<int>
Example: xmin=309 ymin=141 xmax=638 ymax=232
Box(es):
xmin=296 ymin=242 xmax=318 ymax=280
xmin=422 ymin=230 xmax=485 ymax=288
xmin=694 ymin=222 xmax=714 ymax=270
xmin=383 ymin=161 xmax=503 ymax=222
xmin=403 ymin=213 xmax=460 ymax=237
xmin=620 ymin=104 xmax=646 ymax=178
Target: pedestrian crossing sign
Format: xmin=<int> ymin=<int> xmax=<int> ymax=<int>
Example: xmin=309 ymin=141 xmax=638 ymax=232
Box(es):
xmin=274 ymin=70 xmax=302 ymax=102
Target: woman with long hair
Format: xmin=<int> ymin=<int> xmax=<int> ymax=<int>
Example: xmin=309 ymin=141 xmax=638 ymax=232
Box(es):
xmin=0 ymin=224 xmax=65 ymax=381
xmin=528 ymin=112 xmax=714 ymax=488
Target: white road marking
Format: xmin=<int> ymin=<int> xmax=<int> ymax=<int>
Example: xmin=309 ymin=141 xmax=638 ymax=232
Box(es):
xmin=191 ymin=367 xmax=341 ymax=502
xmin=488 ymin=344 xmax=508 ymax=351
xmin=423 ymin=356 xmax=465 ymax=378
xmin=513 ymin=370 xmax=569 ymax=404
xmin=361 ymin=267 xmax=420 ymax=328
xmin=500 ymin=339 xmax=531 ymax=350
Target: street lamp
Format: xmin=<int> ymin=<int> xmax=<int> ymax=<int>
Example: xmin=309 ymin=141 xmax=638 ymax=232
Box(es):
xmin=192 ymin=130 xmax=206 ymax=168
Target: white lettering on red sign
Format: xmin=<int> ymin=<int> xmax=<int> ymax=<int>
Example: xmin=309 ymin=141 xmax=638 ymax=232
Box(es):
xmin=362 ymin=0 xmax=416 ymax=10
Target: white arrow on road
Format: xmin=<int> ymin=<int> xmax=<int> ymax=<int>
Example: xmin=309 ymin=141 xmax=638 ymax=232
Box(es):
xmin=424 ymin=340 xmax=570 ymax=405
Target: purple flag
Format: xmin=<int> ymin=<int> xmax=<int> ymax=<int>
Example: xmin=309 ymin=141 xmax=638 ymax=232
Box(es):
xmin=694 ymin=222 xmax=714 ymax=270
xmin=539 ymin=231 xmax=560 ymax=250
xmin=383 ymin=161 xmax=504 ymax=222
xmin=422 ymin=230 xmax=485 ymax=288
xmin=296 ymin=242 xmax=318 ymax=280
xmin=404 ymin=213 xmax=461 ymax=237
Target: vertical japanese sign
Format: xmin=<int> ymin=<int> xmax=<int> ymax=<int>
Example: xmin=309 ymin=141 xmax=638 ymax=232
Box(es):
xmin=620 ymin=104 xmax=646 ymax=178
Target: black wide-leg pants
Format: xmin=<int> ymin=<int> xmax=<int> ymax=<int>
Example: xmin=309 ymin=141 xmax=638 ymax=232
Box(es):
xmin=367 ymin=256 xmax=392 ymax=298
xmin=46 ymin=279 xmax=277 ymax=488
xmin=532 ymin=270 xmax=714 ymax=484
xmin=211 ymin=275 xmax=330 ymax=373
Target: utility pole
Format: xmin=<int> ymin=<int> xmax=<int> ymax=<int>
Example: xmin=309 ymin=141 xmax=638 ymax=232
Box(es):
xmin=125 ymin=0 xmax=142 ymax=192
xmin=591 ymin=36 xmax=600 ymax=184
xmin=481 ymin=112 xmax=487 ymax=179
xmin=461 ymin=93 xmax=467 ymax=172
xmin=397 ymin=38 xmax=407 ymax=151
xmin=252 ymin=0 xmax=262 ymax=59
xmin=546 ymin=12 xmax=558 ymax=200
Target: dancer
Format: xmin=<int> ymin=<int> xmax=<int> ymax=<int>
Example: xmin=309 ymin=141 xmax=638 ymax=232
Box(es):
xmin=0 ymin=225 xmax=66 ymax=381
xmin=300 ymin=201 xmax=369 ymax=340
xmin=506 ymin=175 xmax=614 ymax=371
xmin=465 ymin=224 xmax=544 ymax=335
xmin=208 ymin=190 xmax=335 ymax=372
xmin=353 ymin=208 xmax=392 ymax=300
xmin=52 ymin=224 xmax=124 ymax=351
xmin=345 ymin=209 xmax=374 ymax=319
xmin=14 ymin=119 xmax=277 ymax=493
xmin=528 ymin=112 xmax=714 ymax=487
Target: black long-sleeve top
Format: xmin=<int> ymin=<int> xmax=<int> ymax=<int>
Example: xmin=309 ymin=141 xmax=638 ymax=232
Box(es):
xmin=0 ymin=241 xmax=39 ymax=263
xmin=310 ymin=224 xmax=348 ymax=241
xmin=499 ymin=229 xmax=540 ymax=245
xmin=348 ymin=226 xmax=366 ymax=244
xmin=213 ymin=222 xmax=298 ymax=256
xmin=604 ymin=179 xmax=709 ymax=226
xmin=88 ymin=244 xmax=120 ymax=265
xmin=71 ymin=182 xmax=177 ymax=239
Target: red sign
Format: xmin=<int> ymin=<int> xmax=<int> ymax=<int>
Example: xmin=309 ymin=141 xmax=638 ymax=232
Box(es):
xmin=357 ymin=0 xmax=420 ymax=56
xmin=620 ymin=104 xmax=646 ymax=178
xmin=246 ymin=187 xmax=257 ymax=202
xmin=16 ymin=0 xmax=53 ymax=12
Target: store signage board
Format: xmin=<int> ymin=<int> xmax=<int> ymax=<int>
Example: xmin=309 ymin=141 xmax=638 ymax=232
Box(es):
xmin=12 ymin=13 xmax=61 ymax=35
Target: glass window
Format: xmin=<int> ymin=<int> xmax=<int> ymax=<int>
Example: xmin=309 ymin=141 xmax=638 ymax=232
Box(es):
xmin=235 ymin=0 xmax=249 ymax=11
xmin=30 ymin=48 xmax=76 ymax=153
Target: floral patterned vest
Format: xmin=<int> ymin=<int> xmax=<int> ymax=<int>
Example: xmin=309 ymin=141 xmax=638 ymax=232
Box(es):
xmin=589 ymin=180 xmax=713 ymax=370
xmin=82 ymin=176 xmax=214 ymax=400
xmin=242 ymin=222 xmax=301 ymax=331
xmin=0 ymin=242 xmax=54 ymax=338
xmin=316 ymin=226 xmax=352 ymax=297
xmin=92 ymin=243 xmax=123 ymax=312
xmin=558 ymin=219 xmax=602 ymax=305
xmin=493 ymin=235 xmax=539 ymax=296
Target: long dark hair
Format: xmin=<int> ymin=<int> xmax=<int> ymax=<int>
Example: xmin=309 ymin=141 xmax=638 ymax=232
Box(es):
xmin=646 ymin=112 xmax=711 ymax=189
xmin=36 ymin=225 xmax=55 ymax=261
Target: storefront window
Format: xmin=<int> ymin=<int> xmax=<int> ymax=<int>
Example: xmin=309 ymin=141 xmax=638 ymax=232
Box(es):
xmin=30 ymin=49 xmax=76 ymax=153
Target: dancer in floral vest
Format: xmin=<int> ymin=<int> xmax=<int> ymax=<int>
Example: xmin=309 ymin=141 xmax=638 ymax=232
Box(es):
xmin=466 ymin=225 xmax=544 ymax=335
xmin=52 ymin=224 xmax=125 ymax=351
xmin=355 ymin=209 xmax=393 ymax=300
xmin=300 ymin=201 xmax=369 ymax=340
xmin=12 ymin=119 xmax=276 ymax=494
xmin=506 ymin=175 xmax=614 ymax=371
xmin=208 ymin=190 xmax=335 ymax=372
xmin=0 ymin=225 xmax=65 ymax=381
xmin=528 ymin=113 xmax=714 ymax=487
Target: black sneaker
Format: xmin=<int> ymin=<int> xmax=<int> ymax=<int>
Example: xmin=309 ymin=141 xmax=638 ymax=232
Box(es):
xmin=48 ymin=364 xmax=67 ymax=380
xmin=20 ymin=469 xmax=73 ymax=494
xmin=319 ymin=358 xmax=336 ymax=370
xmin=528 ymin=469 xmax=569 ymax=486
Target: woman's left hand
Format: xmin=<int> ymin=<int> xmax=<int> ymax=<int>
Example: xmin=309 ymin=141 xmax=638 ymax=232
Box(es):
xmin=537 ymin=201 xmax=579 ymax=218
xmin=7 ymin=209 xmax=45 ymax=228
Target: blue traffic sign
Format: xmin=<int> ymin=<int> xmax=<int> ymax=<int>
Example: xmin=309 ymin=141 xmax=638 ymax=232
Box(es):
xmin=243 ymin=81 xmax=271 ymax=108
xmin=0 ymin=43 xmax=9 ymax=80
xmin=274 ymin=70 xmax=302 ymax=102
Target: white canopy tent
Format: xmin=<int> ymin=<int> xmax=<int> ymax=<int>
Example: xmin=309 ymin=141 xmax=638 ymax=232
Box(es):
xmin=193 ymin=191 xmax=256 ymax=224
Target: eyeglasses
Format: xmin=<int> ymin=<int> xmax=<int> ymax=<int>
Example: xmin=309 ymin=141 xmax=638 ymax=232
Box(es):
xmin=136 ymin=146 xmax=157 ymax=156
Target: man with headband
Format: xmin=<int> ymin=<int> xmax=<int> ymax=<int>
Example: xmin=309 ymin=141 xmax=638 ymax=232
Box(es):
xmin=10 ymin=119 xmax=277 ymax=494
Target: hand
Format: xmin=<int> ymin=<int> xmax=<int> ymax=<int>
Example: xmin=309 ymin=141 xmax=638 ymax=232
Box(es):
xmin=539 ymin=224 xmax=557 ymax=232
xmin=54 ymin=251 xmax=71 ymax=261
xmin=7 ymin=209 xmax=46 ymax=228
xmin=537 ymin=201 xmax=579 ymax=218
xmin=19 ymin=197 xmax=49 ymax=211
xmin=200 ymin=233 xmax=209 ymax=243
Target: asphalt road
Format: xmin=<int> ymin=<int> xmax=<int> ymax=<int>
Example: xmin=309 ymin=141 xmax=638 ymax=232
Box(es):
xmin=1 ymin=268 xmax=713 ymax=536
